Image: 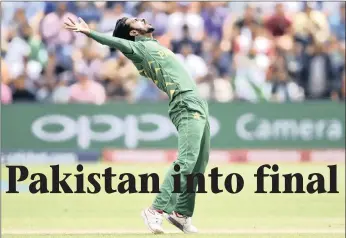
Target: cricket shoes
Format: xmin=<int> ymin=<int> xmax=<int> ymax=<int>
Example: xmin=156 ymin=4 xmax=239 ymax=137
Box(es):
xmin=141 ymin=208 xmax=164 ymax=234
xmin=164 ymin=211 xmax=198 ymax=234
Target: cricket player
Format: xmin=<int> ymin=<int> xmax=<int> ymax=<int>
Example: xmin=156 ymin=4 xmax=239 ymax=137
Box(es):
xmin=64 ymin=17 xmax=210 ymax=234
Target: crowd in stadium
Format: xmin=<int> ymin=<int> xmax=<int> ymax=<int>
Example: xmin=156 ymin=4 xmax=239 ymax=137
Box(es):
xmin=1 ymin=1 xmax=345 ymax=104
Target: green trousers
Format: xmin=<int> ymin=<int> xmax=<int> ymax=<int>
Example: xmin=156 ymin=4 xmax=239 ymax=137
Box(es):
xmin=152 ymin=93 xmax=210 ymax=217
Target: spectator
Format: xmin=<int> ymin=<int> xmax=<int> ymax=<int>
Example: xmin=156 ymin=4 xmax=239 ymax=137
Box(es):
xmin=221 ymin=4 xmax=261 ymax=53
xmin=40 ymin=2 xmax=77 ymax=48
xmin=320 ymin=1 xmax=342 ymax=17
xmin=213 ymin=77 xmax=234 ymax=102
xmin=12 ymin=75 xmax=36 ymax=102
xmin=138 ymin=3 xmax=169 ymax=37
xmin=201 ymin=2 xmax=228 ymax=41
xmin=76 ymin=46 xmax=105 ymax=81
xmin=98 ymin=3 xmax=131 ymax=33
xmin=264 ymin=3 xmax=292 ymax=38
xmin=75 ymin=2 xmax=101 ymax=23
xmin=69 ymin=64 xmax=106 ymax=104
xmin=21 ymin=24 xmax=48 ymax=68
xmin=176 ymin=43 xmax=208 ymax=83
xmin=40 ymin=2 xmax=77 ymax=76
xmin=284 ymin=41 xmax=304 ymax=82
xmin=51 ymin=72 xmax=71 ymax=104
xmin=1 ymin=59 xmax=10 ymax=84
xmin=171 ymin=24 xmax=202 ymax=55
xmin=1 ymin=82 xmax=13 ymax=104
xmin=270 ymin=76 xmax=304 ymax=102
xmin=25 ymin=56 xmax=44 ymax=89
xmin=100 ymin=52 xmax=139 ymax=102
xmin=328 ymin=36 xmax=345 ymax=101
xmin=328 ymin=2 xmax=345 ymax=42
xmin=1 ymin=61 xmax=12 ymax=104
xmin=254 ymin=2 xmax=302 ymax=16
xmin=293 ymin=2 xmax=330 ymax=45
xmin=198 ymin=71 xmax=234 ymax=102
xmin=2 ymin=2 xmax=44 ymax=27
xmin=233 ymin=45 xmax=272 ymax=102
xmin=230 ymin=4 xmax=260 ymax=42
xmin=209 ymin=42 xmax=232 ymax=78
xmin=300 ymin=40 xmax=336 ymax=100
xmin=1 ymin=2 xmax=344 ymax=104
xmin=4 ymin=28 xmax=31 ymax=79
xmin=267 ymin=55 xmax=304 ymax=102
xmin=134 ymin=77 xmax=163 ymax=102
xmin=167 ymin=2 xmax=204 ymax=42
xmin=233 ymin=22 xmax=273 ymax=56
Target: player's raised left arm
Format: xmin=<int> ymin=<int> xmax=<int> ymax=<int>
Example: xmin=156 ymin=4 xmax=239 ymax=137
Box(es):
xmin=64 ymin=17 xmax=134 ymax=54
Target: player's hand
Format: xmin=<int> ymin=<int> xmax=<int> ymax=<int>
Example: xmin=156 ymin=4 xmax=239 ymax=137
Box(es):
xmin=64 ymin=17 xmax=90 ymax=34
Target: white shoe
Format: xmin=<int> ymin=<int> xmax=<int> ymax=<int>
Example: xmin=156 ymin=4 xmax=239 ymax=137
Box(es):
xmin=164 ymin=212 xmax=198 ymax=233
xmin=141 ymin=208 xmax=164 ymax=234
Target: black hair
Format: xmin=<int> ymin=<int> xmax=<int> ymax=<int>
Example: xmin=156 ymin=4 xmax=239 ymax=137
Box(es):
xmin=112 ymin=17 xmax=135 ymax=41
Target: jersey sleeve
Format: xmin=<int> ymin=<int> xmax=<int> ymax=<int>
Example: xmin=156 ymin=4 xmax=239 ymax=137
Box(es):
xmin=88 ymin=30 xmax=144 ymax=62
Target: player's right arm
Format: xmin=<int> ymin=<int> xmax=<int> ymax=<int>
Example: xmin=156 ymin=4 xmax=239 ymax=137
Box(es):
xmin=88 ymin=30 xmax=134 ymax=54
xmin=64 ymin=17 xmax=134 ymax=55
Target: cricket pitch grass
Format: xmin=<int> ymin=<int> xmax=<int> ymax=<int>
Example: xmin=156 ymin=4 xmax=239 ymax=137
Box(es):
xmin=1 ymin=163 xmax=345 ymax=237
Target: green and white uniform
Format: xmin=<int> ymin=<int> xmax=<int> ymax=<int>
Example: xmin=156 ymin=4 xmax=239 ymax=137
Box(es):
xmin=89 ymin=31 xmax=210 ymax=217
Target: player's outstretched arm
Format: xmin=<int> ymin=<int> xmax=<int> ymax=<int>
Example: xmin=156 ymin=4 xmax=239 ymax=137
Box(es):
xmin=64 ymin=17 xmax=133 ymax=54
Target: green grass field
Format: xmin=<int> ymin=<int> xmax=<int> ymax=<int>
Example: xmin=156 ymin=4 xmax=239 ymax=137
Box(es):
xmin=1 ymin=163 xmax=345 ymax=238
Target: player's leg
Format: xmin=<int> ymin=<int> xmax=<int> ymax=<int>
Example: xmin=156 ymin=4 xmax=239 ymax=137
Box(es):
xmin=165 ymin=121 xmax=210 ymax=233
xmin=173 ymin=98 xmax=209 ymax=217
xmin=181 ymin=120 xmax=210 ymax=214
xmin=151 ymin=162 xmax=177 ymax=214
xmin=152 ymin=109 xmax=206 ymax=213
xmin=141 ymin=165 xmax=177 ymax=234
xmin=144 ymin=97 xmax=207 ymax=233
xmin=172 ymin=108 xmax=207 ymax=214
xmin=142 ymin=108 xmax=204 ymax=234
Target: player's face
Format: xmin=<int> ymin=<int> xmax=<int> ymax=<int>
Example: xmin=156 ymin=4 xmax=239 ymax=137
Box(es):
xmin=127 ymin=18 xmax=155 ymax=34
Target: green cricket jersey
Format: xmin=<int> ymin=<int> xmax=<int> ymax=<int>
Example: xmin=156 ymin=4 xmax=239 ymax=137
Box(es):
xmin=88 ymin=31 xmax=199 ymax=102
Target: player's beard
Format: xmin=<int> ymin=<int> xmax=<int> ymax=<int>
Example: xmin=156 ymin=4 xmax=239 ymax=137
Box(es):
xmin=146 ymin=26 xmax=155 ymax=33
xmin=133 ymin=26 xmax=155 ymax=34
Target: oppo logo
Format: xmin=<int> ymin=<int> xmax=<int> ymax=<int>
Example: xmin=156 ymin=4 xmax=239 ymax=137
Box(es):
xmin=31 ymin=114 xmax=220 ymax=149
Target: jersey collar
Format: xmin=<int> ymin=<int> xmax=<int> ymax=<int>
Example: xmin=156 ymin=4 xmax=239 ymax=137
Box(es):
xmin=135 ymin=35 xmax=158 ymax=42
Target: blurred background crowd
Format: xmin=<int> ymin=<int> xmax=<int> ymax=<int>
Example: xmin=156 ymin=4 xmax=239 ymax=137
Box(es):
xmin=1 ymin=1 xmax=345 ymax=104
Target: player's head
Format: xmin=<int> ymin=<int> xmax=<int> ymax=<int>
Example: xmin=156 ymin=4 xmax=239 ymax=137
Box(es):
xmin=112 ymin=17 xmax=155 ymax=41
